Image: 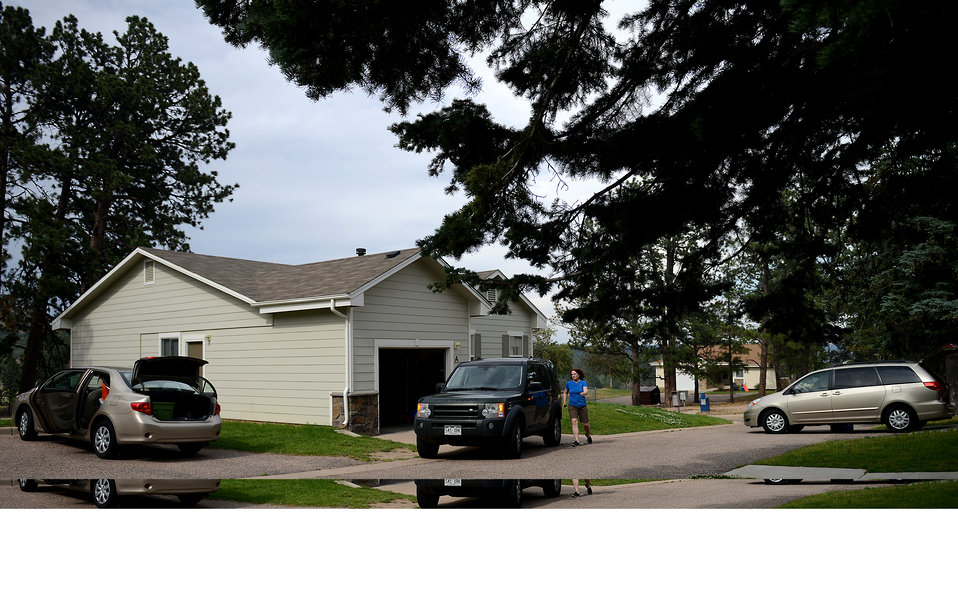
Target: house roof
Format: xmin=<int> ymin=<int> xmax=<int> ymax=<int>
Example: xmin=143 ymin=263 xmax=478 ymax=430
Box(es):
xmin=52 ymin=246 xmax=547 ymax=328
xmin=651 ymin=344 xmax=767 ymax=367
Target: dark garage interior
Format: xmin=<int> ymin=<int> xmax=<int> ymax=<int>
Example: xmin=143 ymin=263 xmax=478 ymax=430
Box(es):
xmin=378 ymin=348 xmax=447 ymax=427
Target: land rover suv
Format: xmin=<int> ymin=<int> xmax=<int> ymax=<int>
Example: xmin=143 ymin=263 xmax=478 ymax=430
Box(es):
xmin=413 ymin=357 xmax=562 ymax=458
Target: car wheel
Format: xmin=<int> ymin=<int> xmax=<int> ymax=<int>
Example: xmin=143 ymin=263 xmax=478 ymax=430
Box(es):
xmin=16 ymin=406 xmax=37 ymax=441
xmin=542 ymin=412 xmax=562 ymax=447
xmin=502 ymin=421 xmax=523 ymax=459
xmin=18 ymin=479 xmax=38 ymax=492
xmin=884 ymin=405 xmax=917 ymax=433
xmin=787 ymin=425 xmax=805 ymax=433
xmin=763 ymin=478 xmax=802 ymax=485
xmin=760 ymin=409 xmax=789 ymax=434
xmin=416 ymin=487 xmax=439 ymax=509
xmin=829 ymin=423 xmax=854 ymax=432
xmin=178 ymin=442 xmax=207 ymax=456
xmin=416 ymin=436 xmax=439 ymax=459
xmin=541 ymin=479 xmax=561 ymax=498
xmin=178 ymin=494 xmax=205 ymax=507
xmin=502 ymin=480 xmax=522 ymax=508
xmin=91 ymin=420 xmax=119 ymax=459
xmin=91 ymin=479 xmax=119 ymax=508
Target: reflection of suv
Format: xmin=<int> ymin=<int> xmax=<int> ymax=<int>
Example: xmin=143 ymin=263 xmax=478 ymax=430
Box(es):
xmin=744 ymin=345 xmax=956 ymax=433
xmin=413 ymin=357 xmax=562 ymax=458
xmin=414 ymin=479 xmax=562 ymax=508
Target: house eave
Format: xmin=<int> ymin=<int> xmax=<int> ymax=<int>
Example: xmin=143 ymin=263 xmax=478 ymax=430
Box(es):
xmin=252 ymin=294 xmax=358 ymax=314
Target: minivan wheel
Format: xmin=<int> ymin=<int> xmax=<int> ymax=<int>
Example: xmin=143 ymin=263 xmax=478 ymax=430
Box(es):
xmin=884 ymin=406 xmax=917 ymax=433
xmin=16 ymin=407 xmax=37 ymax=441
xmin=416 ymin=436 xmax=439 ymax=459
xmin=760 ymin=409 xmax=789 ymax=434
xmin=91 ymin=479 xmax=119 ymax=508
xmin=92 ymin=420 xmax=119 ymax=459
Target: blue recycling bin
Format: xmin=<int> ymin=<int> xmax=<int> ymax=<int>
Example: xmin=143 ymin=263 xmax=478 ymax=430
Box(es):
xmin=699 ymin=393 xmax=710 ymax=412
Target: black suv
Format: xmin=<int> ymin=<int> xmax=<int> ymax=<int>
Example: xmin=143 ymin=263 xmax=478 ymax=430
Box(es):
xmin=413 ymin=357 xmax=562 ymax=458
xmin=414 ymin=479 xmax=562 ymax=508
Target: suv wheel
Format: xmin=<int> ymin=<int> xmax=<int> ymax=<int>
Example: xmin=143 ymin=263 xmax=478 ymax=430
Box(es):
xmin=542 ymin=412 xmax=562 ymax=447
xmin=416 ymin=487 xmax=440 ymax=509
xmin=541 ymin=479 xmax=561 ymax=497
xmin=502 ymin=421 xmax=523 ymax=459
xmin=884 ymin=405 xmax=918 ymax=433
xmin=502 ymin=480 xmax=522 ymax=508
xmin=416 ymin=436 xmax=439 ymax=459
xmin=18 ymin=479 xmax=38 ymax=492
xmin=16 ymin=407 xmax=37 ymax=441
xmin=760 ymin=409 xmax=789 ymax=434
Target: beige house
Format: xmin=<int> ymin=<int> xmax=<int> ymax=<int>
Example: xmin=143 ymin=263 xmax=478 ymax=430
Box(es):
xmin=652 ymin=344 xmax=777 ymax=396
xmin=52 ymin=247 xmax=546 ymax=433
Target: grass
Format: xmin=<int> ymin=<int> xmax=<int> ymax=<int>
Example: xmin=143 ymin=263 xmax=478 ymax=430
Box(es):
xmin=755 ymin=428 xmax=958 ymax=472
xmin=780 ymin=480 xmax=958 ymax=508
xmin=210 ymin=420 xmax=415 ymax=462
xmin=0 ymin=418 xmax=11 ymax=427
xmin=208 ymin=479 xmax=416 ymax=508
xmin=564 ymin=401 xmax=730 ymax=435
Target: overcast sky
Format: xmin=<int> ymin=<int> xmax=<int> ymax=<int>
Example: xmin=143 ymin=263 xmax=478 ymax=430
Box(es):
xmin=16 ymin=0 xmax=611 ymax=338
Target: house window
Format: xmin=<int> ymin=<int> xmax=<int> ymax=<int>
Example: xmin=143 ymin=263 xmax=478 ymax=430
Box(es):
xmin=144 ymin=260 xmax=155 ymax=284
xmin=735 ymin=368 xmax=744 ymax=378
xmin=484 ymin=288 xmax=498 ymax=304
xmin=510 ymin=336 xmax=522 ymax=357
xmin=161 ymin=337 xmax=179 ymax=356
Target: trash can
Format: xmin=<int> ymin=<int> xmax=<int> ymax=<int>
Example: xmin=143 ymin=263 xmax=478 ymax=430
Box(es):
xmin=700 ymin=393 xmax=710 ymax=412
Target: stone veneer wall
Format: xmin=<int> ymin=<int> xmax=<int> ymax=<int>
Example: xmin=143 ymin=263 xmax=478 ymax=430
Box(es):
xmin=331 ymin=391 xmax=379 ymax=436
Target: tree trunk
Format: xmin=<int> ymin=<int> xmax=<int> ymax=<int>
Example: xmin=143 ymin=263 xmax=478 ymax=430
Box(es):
xmin=758 ymin=337 xmax=769 ymax=396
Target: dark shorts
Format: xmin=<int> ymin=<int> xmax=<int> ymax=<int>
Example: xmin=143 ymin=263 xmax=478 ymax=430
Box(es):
xmin=568 ymin=404 xmax=589 ymax=423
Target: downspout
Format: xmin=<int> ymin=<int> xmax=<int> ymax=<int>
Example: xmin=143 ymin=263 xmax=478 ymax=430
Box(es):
xmin=329 ymin=299 xmax=350 ymax=427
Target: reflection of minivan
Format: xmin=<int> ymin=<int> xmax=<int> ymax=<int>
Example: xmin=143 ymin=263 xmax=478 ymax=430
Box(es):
xmin=13 ymin=357 xmax=221 ymax=458
xmin=413 ymin=357 xmax=562 ymax=458
xmin=744 ymin=346 xmax=955 ymax=433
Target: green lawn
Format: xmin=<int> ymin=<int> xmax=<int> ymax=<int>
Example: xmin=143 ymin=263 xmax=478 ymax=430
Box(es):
xmin=210 ymin=420 xmax=415 ymax=461
xmin=209 ymin=479 xmax=416 ymax=508
xmin=0 ymin=418 xmax=11 ymax=428
xmin=781 ymin=480 xmax=958 ymax=508
xmin=564 ymin=401 xmax=730 ymax=435
xmin=756 ymin=428 xmax=958 ymax=472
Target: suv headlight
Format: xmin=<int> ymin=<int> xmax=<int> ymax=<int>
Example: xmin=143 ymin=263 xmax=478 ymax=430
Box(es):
xmin=482 ymin=402 xmax=505 ymax=419
xmin=416 ymin=402 xmax=431 ymax=419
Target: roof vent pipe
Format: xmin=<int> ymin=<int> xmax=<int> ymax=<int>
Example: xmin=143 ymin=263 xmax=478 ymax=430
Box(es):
xmin=356 ymin=248 xmax=366 ymax=256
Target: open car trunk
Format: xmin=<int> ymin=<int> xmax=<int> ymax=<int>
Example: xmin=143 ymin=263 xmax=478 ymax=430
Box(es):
xmin=146 ymin=389 xmax=215 ymax=421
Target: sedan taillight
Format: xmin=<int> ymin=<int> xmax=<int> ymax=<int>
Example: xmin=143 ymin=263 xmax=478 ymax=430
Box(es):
xmin=130 ymin=400 xmax=152 ymax=415
xmin=214 ymin=402 xmax=221 ymax=416
xmin=924 ymin=381 xmax=943 ymax=393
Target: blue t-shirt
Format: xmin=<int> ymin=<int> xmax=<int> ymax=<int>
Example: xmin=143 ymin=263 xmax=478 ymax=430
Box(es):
xmin=565 ymin=380 xmax=588 ymax=407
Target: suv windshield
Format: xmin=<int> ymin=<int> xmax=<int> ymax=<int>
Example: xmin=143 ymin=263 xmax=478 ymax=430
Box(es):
xmin=444 ymin=364 xmax=524 ymax=391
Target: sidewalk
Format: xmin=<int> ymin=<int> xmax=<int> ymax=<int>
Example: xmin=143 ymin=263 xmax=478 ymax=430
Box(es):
xmin=726 ymin=464 xmax=958 ymax=482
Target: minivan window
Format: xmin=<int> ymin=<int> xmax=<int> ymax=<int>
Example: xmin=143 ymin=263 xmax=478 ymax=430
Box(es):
xmin=877 ymin=365 xmax=921 ymax=385
xmin=791 ymin=371 xmax=831 ymax=394
xmin=833 ymin=367 xmax=880 ymax=389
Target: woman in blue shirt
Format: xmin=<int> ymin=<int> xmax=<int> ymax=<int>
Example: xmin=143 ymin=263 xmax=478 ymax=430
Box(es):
xmin=563 ymin=368 xmax=592 ymax=447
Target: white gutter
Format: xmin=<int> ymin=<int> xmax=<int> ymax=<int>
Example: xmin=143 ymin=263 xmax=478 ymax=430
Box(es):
xmin=329 ymin=299 xmax=350 ymax=427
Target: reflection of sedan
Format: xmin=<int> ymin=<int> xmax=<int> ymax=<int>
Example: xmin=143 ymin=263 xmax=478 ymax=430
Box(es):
xmin=744 ymin=346 xmax=955 ymax=433
xmin=12 ymin=357 xmax=221 ymax=459
xmin=17 ymin=478 xmax=221 ymax=508
xmin=414 ymin=479 xmax=562 ymax=508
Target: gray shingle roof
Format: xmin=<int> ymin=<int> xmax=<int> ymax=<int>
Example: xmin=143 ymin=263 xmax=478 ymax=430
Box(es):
xmin=142 ymin=247 xmax=420 ymax=303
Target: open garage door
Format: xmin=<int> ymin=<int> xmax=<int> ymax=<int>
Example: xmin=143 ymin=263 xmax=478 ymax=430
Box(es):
xmin=379 ymin=348 xmax=447 ymax=427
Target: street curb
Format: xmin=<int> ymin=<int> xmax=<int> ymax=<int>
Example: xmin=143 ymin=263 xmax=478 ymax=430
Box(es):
xmin=726 ymin=464 xmax=958 ymax=482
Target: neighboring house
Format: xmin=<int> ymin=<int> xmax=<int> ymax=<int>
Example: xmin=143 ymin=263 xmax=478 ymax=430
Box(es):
xmin=51 ymin=247 xmax=547 ymax=434
xmin=651 ymin=344 xmax=777 ymax=395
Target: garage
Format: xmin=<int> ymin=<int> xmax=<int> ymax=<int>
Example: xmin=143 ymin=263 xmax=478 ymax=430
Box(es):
xmin=378 ymin=348 xmax=447 ymax=427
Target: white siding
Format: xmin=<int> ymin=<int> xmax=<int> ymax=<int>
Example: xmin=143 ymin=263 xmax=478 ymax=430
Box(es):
xmin=351 ymin=259 xmax=471 ymax=391
xmin=471 ymin=299 xmax=536 ymax=359
xmin=69 ymin=259 xmax=345 ymax=424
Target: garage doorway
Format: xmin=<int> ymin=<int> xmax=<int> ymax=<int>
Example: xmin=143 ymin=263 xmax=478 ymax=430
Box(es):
xmin=378 ymin=348 xmax=447 ymax=427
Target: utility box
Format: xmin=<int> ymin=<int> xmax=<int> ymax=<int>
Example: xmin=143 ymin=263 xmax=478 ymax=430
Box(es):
xmin=700 ymin=393 xmax=710 ymax=412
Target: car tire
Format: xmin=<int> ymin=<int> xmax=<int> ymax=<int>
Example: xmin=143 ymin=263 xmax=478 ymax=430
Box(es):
xmin=502 ymin=420 xmax=523 ymax=459
xmin=18 ymin=479 xmax=38 ymax=492
xmin=416 ymin=487 xmax=440 ymax=509
xmin=787 ymin=425 xmax=805 ymax=433
xmin=178 ymin=494 xmax=205 ymax=507
xmin=91 ymin=479 xmax=119 ymax=508
xmin=416 ymin=436 xmax=439 ymax=459
xmin=178 ymin=442 xmax=207 ymax=456
xmin=760 ymin=409 xmax=789 ymax=434
xmin=884 ymin=405 xmax=918 ymax=433
xmin=829 ymin=423 xmax=854 ymax=432
xmin=542 ymin=412 xmax=562 ymax=447
xmin=763 ymin=478 xmax=802 ymax=485
xmin=541 ymin=479 xmax=561 ymax=498
xmin=502 ymin=480 xmax=522 ymax=508
xmin=16 ymin=406 xmax=37 ymax=441
xmin=91 ymin=420 xmax=119 ymax=459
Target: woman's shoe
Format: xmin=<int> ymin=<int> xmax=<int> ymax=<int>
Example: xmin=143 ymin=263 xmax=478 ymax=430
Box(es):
xmin=572 ymin=491 xmax=581 ymax=498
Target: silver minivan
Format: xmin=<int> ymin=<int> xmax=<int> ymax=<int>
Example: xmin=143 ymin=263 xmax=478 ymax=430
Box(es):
xmin=744 ymin=346 xmax=955 ymax=433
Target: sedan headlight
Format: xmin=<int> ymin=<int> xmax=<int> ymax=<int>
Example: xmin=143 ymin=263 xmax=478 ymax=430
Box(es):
xmin=416 ymin=402 xmax=431 ymax=419
xmin=481 ymin=402 xmax=505 ymax=419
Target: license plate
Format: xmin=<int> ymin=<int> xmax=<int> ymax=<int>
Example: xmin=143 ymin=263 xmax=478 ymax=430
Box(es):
xmin=444 ymin=479 xmax=461 ymax=487
xmin=444 ymin=425 xmax=462 ymax=436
